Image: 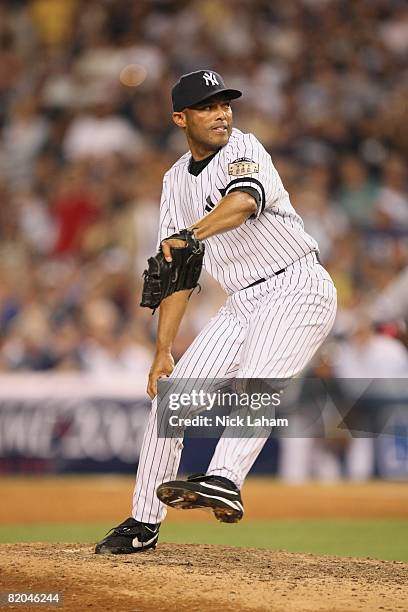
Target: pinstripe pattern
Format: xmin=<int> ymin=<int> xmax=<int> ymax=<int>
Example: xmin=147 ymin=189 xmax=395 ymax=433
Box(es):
xmin=133 ymin=253 xmax=337 ymax=523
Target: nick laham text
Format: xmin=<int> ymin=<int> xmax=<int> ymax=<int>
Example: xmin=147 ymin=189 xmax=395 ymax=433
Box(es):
xmin=168 ymin=415 xmax=289 ymax=428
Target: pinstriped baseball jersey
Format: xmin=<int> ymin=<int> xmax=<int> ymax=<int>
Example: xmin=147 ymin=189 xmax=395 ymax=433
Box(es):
xmin=157 ymin=127 xmax=319 ymax=294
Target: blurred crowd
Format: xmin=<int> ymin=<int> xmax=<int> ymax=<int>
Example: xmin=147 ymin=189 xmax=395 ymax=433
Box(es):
xmin=0 ymin=0 xmax=408 ymax=376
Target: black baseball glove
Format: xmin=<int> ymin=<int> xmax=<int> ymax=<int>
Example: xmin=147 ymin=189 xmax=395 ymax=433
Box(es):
xmin=140 ymin=229 xmax=205 ymax=312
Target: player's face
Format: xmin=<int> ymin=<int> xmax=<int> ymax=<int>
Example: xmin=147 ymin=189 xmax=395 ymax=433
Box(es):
xmin=173 ymin=96 xmax=233 ymax=158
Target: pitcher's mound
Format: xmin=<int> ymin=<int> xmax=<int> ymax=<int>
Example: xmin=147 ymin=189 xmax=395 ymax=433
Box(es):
xmin=1 ymin=543 xmax=407 ymax=611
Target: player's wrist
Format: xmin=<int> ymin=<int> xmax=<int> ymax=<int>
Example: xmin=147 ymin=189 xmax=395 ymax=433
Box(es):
xmin=155 ymin=345 xmax=173 ymax=356
xmin=187 ymin=226 xmax=199 ymax=239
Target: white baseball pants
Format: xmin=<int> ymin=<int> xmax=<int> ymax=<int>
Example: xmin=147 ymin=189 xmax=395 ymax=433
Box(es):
xmin=133 ymin=252 xmax=337 ymax=523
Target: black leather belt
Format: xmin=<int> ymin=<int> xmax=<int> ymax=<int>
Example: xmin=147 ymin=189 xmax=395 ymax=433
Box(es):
xmin=244 ymin=252 xmax=321 ymax=290
xmin=247 ymin=269 xmax=283 ymax=289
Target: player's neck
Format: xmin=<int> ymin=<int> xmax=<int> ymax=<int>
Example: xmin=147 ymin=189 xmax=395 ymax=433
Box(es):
xmin=188 ymin=139 xmax=221 ymax=162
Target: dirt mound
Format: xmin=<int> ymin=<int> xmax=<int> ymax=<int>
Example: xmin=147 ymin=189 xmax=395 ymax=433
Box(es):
xmin=1 ymin=543 xmax=407 ymax=611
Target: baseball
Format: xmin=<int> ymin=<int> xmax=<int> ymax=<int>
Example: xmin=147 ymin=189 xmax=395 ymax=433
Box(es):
xmin=119 ymin=64 xmax=147 ymax=87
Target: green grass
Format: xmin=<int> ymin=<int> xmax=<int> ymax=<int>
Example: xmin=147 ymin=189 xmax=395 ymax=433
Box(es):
xmin=0 ymin=520 xmax=407 ymax=562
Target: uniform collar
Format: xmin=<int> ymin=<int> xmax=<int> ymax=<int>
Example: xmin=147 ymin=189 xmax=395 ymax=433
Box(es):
xmin=188 ymin=149 xmax=221 ymax=176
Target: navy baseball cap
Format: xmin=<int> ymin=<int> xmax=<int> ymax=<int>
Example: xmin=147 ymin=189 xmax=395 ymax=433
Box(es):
xmin=172 ymin=70 xmax=242 ymax=112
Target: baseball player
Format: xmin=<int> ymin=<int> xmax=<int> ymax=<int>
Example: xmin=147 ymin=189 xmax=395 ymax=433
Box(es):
xmin=95 ymin=70 xmax=337 ymax=554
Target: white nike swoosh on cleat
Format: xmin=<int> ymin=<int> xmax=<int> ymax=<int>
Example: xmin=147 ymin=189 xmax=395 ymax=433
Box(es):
xmin=199 ymin=482 xmax=239 ymax=495
xmin=170 ymin=497 xmax=185 ymax=503
xmin=196 ymin=491 xmax=243 ymax=511
xmin=132 ymin=533 xmax=158 ymax=548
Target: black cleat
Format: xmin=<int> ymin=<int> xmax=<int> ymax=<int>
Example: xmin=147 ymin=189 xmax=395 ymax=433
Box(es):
xmin=95 ymin=517 xmax=160 ymax=554
xmin=156 ymin=474 xmax=244 ymax=523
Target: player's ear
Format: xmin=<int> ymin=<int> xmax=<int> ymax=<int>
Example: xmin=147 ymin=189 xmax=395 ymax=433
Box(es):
xmin=172 ymin=111 xmax=187 ymax=129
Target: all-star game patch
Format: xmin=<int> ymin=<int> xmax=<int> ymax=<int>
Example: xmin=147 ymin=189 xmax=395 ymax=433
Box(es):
xmin=228 ymin=158 xmax=259 ymax=176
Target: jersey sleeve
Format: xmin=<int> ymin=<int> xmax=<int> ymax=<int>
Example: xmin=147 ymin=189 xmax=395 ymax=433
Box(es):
xmin=156 ymin=175 xmax=176 ymax=250
xmin=224 ymin=133 xmax=283 ymax=219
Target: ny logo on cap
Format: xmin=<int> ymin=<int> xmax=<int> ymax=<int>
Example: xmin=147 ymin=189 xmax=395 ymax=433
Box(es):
xmin=203 ymin=72 xmax=219 ymax=87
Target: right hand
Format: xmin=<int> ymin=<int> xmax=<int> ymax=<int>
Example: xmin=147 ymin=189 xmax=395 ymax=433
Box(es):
xmin=147 ymin=350 xmax=175 ymax=399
